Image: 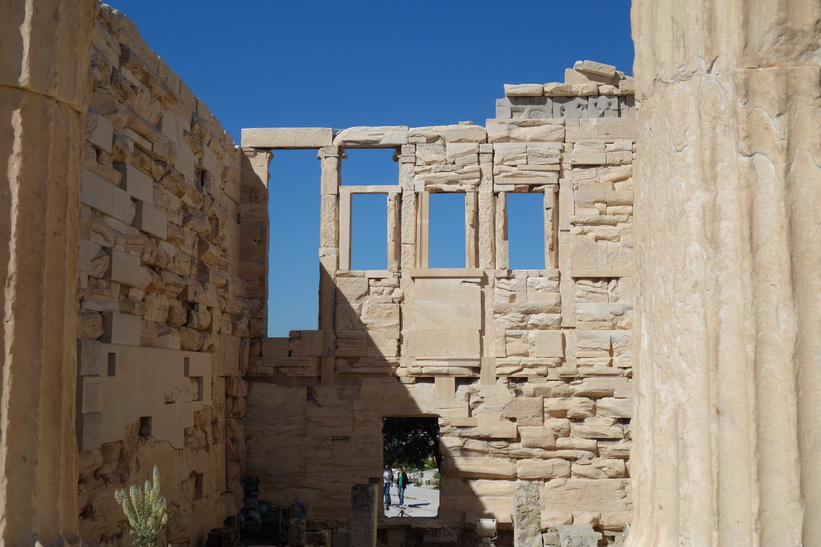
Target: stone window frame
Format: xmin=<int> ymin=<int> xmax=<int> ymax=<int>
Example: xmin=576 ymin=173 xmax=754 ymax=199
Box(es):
xmin=338 ymin=185 xmax=401 ymax=273
xmin=414 ymin=189 xmax=479 ymax=270
xmin=492 ymin=184 xmax=558 ymax=271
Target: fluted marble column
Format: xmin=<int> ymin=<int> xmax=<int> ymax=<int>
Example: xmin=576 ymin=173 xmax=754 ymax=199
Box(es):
xmin=0 ymin=0 xmax=96 ymax=543
xmin=630 ymin=0 xmax=820 ymax=545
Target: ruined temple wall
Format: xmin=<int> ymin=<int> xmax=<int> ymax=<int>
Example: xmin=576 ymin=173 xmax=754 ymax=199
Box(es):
xmin=245 ymin=64 xmax=636 ymax=544
xmin=74 ymin=6 xmax=264 ymax=545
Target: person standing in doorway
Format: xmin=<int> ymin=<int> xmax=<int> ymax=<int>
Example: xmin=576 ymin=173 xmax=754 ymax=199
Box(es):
xmin=397 ymin=467 xmax=409 ymax=507
xmin=382 ymin=465 xmax=394 ymax=507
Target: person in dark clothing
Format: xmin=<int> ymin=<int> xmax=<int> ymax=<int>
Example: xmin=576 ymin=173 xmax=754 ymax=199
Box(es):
xmin=397 ymin=467 xmax=409 ymax=507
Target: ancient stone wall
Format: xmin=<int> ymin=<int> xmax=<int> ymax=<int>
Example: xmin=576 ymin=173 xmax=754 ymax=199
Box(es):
xmin=243 ymin=63 xmax=636 ymax=545
xmin=74 ymin=6 xmax=265 ymax=545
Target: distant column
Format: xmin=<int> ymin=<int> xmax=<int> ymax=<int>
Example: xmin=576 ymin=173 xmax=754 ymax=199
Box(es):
xmin=318 ymin=146 xmax=344 ymax=382
xmin=630 ymin=0 xmax=820 ymax=545
xmin=0 ymin=0 xmax=96 ymax=543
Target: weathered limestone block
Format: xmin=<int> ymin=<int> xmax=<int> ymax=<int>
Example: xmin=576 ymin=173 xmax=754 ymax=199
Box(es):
xmin=241 ymin=127 xmax=333 ymax=148
xmin=117 ymin=162 xmax=153 ymax=202
xmin=574 ymin=60 xmax=617 ymax=79
xmin=408 ymin=124 xmax=487 ymax=144
xmin=487 ymin=120 xmax=564 ymax=143
xmin=415 ymin=143 xmax=446 ymax=165
xmin=598 ymin=440 xmax=631 ymax=460
xmin=333 ymin=126 xmax=408 ymax=147
xmin=81 ymin=169 xmax=130 ymax=222
xmin=544 ymin=479 xmax=629 ymax=513
xmin=102 ymin=311 xmax=141 ymax=345
xmin=571 ymin=417 xmax=625 ymax=440
xmin=518 ymin=426 xmax=556 ymax=450
xmin=133 ymin=200 xmax=166 ymax=238
xmin=572 ymin=458 xmax=627 ymax=479
xmin=543 ymin=82 xmax=582 ymax=97
xmin=442 ymin=456 xmax=516 ymax=479
xmin=517 ymin=459 xmax=571 ymax=480
xmin=596 ymin=397 xmax=631 ymax=419
xmin=535 ymin=331 xmax=564 ymax=358
xmin=514 ymin=480 xmax=543 ymax=546
xmin=505 ymin=83 xmax=545 ymax=97
xmin=545 ymin=397 xmax=595 ymax=420
xmin=106 ymin=249 xmax=151 ymax=289
xmin=78 ymin=309 xmax=105 ymax=339
xmin=557 ymin=524 xmax=600 ymax=547
xmin=501 ymin=397 xmax=544 ymax=426
xmin=446 ymin=142 xmax=480 ymax=166
xmin=553 ymin=97 xmax=588 ymax=119
xmin=589 ymin=96 xmax=619 ymax=118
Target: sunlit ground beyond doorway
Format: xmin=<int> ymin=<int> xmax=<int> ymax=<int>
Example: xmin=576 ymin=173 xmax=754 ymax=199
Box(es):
xmin=382 ymin=417 xmax=441 ymax=517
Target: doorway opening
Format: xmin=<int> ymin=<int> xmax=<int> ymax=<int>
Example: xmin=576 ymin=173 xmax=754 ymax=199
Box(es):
xmin=382 ymin=417 xmax=441 ymax=517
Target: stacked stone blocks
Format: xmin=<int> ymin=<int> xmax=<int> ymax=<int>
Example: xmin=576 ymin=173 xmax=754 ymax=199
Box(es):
xmin=244 ymin=61 xmax=634 ymax=545
xmin=73 ymin=6 xmax=265 ymax=545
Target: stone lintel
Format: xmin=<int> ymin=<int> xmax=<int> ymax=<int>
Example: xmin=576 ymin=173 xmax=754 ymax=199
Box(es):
xmin=570 ymin=268 xmax=634 ymax=278
xmin=406 ymin=268 xmax=484 ymax=278
xmin=241 ymin=127 xmax=333 ymax=149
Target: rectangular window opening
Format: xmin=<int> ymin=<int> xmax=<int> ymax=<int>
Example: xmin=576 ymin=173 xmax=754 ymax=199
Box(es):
xmin=138 ymin=416 xmax=152 ymax=439
xmin=350 ymin=193 xmax=388 ymax=270
xmin=107 ymin=353 xmax=117 ymax=377
xmin=193 ymin=472 xmax=203 ymax=500
xmin=429 ymin=193 xmax=465 ymax=268
xmin=507 ymin=192 xmax=545 ymax=270
xmin=341 ymin=148 xmax=398 ymax=186
xmin=381 ymin=417 xmax=440 ymax=517
xmin=268 ymin=150 xmax=320 ymax=337
xmin=197 ymin=169 xmax=208 ymax=189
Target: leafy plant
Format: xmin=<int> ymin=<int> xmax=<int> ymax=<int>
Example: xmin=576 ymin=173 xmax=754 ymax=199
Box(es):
xmin=382 ymin=417 xmax=441 ymax=470
xmin=114 ymin=465 xmax=169 ymax=546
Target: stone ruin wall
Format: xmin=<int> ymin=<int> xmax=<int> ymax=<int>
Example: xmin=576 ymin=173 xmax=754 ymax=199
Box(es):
xmin=4 ymin=0 xmax=817 ymax=546
xmin=243 ymin=61 xmax=636 ymax=545
xmin=73 ymin=6 xmax=266 ymax=545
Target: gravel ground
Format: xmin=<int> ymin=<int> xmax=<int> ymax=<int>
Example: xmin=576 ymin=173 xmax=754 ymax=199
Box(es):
xmin=383 ymin=480 xmax=440 ymax=518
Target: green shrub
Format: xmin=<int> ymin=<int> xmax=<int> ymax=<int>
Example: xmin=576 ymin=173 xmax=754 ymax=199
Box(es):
xmin=114 ymin=465 xmax=169 ymax=547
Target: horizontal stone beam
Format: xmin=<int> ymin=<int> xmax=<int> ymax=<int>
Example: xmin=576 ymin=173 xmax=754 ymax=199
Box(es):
xmin=241 ymin=127 xmax=333 ymax=149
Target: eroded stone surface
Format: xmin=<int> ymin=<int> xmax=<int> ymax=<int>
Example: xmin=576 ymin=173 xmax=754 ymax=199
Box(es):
xmin=630 ymin=0 xmax=821 ymax=545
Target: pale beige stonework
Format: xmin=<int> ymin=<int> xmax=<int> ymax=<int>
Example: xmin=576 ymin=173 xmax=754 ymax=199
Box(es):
xmin=1 ymin=0 xmax=817 ymax=545
xmin=0 ymin=0 xmax=97 ymax=544
xmin=629 ymin=0 xmax=821 ymax=545
xmin=71 ymin=5 xmax=265 ymax=545
xmin=241 ymin=127 xmax=333 ymax=149
xmin=244 ymin=63 xmax=636 ymax=545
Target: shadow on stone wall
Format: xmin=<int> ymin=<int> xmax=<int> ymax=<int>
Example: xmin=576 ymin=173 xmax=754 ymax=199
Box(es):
xmin=244 ymin=266 xmax=504 ymax=546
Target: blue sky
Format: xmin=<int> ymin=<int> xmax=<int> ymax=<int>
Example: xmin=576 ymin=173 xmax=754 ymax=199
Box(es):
xmin=102 ymin=1 xmax=635 ymax=336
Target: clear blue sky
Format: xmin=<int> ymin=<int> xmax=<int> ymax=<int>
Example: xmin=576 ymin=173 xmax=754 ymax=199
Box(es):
xmin=102 ymin=1 xmax=635 ymax=336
